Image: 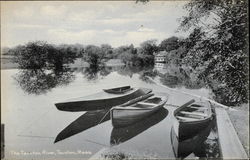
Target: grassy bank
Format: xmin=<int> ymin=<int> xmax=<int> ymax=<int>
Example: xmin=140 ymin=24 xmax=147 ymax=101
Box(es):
xmin=227 ymin=104 xmax=249 ymax=156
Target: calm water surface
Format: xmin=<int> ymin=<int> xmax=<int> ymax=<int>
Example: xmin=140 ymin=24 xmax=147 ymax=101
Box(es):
xmin=1 ymin=66 xmax=219 ymax=159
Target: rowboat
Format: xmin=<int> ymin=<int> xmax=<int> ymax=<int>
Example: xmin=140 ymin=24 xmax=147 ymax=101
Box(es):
xmin=173 ymin=99 xmax=213 ymax=141
xmin=103 ymin=86 xmax=132 ymax=94
xmin=110 ymin=107 xmax=168 ymax=146
xmin=170 ymin=120 xmax=213 ymax=158
xmin=111 ymin=94 xmax=168 ymax=128
xmin=55 ymin=87 xmax=152 ymax=112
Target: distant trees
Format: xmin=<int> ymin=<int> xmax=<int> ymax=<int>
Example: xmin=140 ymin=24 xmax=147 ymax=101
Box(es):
xmin=12 ymin=42 xmax=49 ymax=69
xmin=159 ymin=36 xmax=180 ymax=52
xmin=116 ymin=44 xmax=139 ymax=65
xmin=11 ymin=41 xmax=78 ymax=70
xmin=137 ymin=40 xmax=158 ymax=65
xmin=82 ymin=45 xmax=106 ymax=66
xmin=101 ymin=44 xmax=113 ymax=59
xmin=116 ymin=40 xmax=158 ymax=66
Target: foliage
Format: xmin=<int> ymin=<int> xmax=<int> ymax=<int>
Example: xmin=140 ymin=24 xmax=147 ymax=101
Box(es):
xmin=101 ymin=44 xmax=114 ymax=59
xmin=83 ymin=45 xmax=106 ymax=65
xmin=138 ymin=39 xmax=158 ymax=56
xmin=116 ymin=44 xmax=140 ymax=65
xmin=82 ymin=64 xmax=111 ymax=81
xmin=11 ymin=41 xmax=78 ymax=69
xmin=137 ymin=40 xmax=158 ymax=65
xmin=179 ymin=0 xmax=248 ymax=105
xmin=159 ymin=36 xmax=180 ymax=52
xmin=14 ymin=68 xmax=75 ymax=95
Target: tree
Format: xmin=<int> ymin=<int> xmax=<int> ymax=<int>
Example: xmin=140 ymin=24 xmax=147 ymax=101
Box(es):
xmin=12 ymin=41 xmax=78 ymax=70
xmin=12 ymin=41 xmax=48 ymax=69
xmin=137 ymin=40 xmax=158 ymax=65
xmin=159 ymin=36 xmax=180 ymax=52
xmin=179 ymin=0 xmax=248 ymax=105
xmin=83 ymin=45 xmax=105 ymax=65
xmin=100 ymin=44 xmax=113 ymax=59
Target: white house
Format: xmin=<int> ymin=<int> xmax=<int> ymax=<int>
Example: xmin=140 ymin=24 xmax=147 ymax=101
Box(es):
xmin=154 ymin=51 xmax=168 ymax=63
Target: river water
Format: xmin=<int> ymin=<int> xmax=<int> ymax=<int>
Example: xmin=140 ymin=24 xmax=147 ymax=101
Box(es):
xmin=1 ymin=65 xmax=220 ymax=159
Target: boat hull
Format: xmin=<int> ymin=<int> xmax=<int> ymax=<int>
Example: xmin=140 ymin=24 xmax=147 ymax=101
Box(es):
xmin=174 ymin=117 xmax=212 ymax=141
xmin=111 ymin=102 xmax=165 ymax=128
xmin=110 ymin=107 xmax=168 ymax=145
xmin=55 ymin=88 xmax=152 ymax=112
xmin=171 ymin=121 xmax=213 ymax=158
xmin=173 ymin=100 xmax=213 ymax=141
xmin=103 ymin=86 xmax=132 ymax=94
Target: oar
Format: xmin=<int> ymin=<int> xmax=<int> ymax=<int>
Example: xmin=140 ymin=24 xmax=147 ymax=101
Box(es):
xmin=146 ymin=76 xmax=237 ymax=111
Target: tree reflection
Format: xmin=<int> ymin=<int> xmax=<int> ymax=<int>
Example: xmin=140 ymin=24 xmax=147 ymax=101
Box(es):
xmin=159 ymin=65 xmax=205 ymax=89
xmin=117 ymin=65 xmax=154 ymax=78
xmin=82 ymin=64 xmax=111 ymax=81
xmin=14 ymin=68 xmax=75 ymax=95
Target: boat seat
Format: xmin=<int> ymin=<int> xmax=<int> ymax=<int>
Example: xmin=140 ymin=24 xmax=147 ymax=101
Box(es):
xmin=176 ymin=116 xmax=200 ymax=121
xmin=137 ymin=102 xmax=156 ymax=106
xmin=189 ymin=106 xmax=207 ymax=110
xmin=180 ymin=111 xmax=207 ymax=117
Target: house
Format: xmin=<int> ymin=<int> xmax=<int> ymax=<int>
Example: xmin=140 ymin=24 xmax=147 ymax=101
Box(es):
xmin=154 ymin=51 xmax=168 ymax=63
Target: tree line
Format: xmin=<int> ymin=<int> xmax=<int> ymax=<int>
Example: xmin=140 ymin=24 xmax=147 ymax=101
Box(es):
xmin=2 ymin=36 xmax=183 ymax=69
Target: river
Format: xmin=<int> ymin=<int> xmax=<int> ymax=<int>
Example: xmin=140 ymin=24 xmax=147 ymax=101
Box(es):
xmin=1 ymin=65 xmax=220 ymax=159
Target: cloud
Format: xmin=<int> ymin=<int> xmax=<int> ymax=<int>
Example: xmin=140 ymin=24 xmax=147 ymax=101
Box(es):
xmin=138 ymin=27 xmax=155 ymax=32
xmin=40 ymin=5 xmax=67 ymax=16
xmin=14 ymin=24 xmax=50 ymax=29
xmin=1 ymin=1 xmax=188 ymax=47
xmin=13 ymin=7 xmax=34 ymax=18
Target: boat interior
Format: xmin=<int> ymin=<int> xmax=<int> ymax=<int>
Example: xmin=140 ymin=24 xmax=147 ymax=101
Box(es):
xmin=131 ymin=102 xmax=156 ymax=109
xmin=143 ymin=97 xmax=162 ymax=104
xmin=109 ymin=86 xmax=131 ymax=91
xmin=176 ymin=104 xmax=209 ymax=121
xmin=129 ymin=96 xmax=166 ymax=109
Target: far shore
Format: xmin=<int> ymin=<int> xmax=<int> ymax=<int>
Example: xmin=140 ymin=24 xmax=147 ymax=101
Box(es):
xmin=0 ymin=56 xmax=125 ymax=70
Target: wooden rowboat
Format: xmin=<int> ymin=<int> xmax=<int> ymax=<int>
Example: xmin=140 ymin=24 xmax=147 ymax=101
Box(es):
xmin=55 ymin=87 xmax=152 ymax=112
xmin=110 ymin=107 xmax=168 ymax=146
xmin=103 ymin=86 xmax=132 ymax=94
xmin=173 ymin=99 xmax=213 ymax=141
xmin=111 ymin=94 xmax=168 ymax=128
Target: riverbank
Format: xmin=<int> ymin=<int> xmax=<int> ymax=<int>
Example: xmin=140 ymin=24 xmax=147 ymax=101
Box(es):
xmin=1 ymin=56 xmax=125 ymax=69
xmin=227 ymin=103 xmax=249 ymax=156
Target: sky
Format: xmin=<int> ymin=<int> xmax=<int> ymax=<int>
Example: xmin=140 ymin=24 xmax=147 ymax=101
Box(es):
xmin=1 ymin=1 xmax=189 ymax=48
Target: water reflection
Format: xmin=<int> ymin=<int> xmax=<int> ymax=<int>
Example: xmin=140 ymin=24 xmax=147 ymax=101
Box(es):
xmin=13 ymin=63 xmax=205 ymax=95
xmin=14 ymin=68 xmax=75 ymax=94
xmin=116 ymin=65 xmax=154 ymax=78
xmin=110 ymin=108 xmax=168 ymax=146
xmin=54 ymin=109 xmax=111 ymax=143
xmin=157 ymin=64 xmax=205 ymax=89
xmin=82 ymin=64 xmax=111 ymax=81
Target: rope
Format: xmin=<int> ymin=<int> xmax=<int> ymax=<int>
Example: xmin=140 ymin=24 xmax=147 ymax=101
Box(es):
xmin=84 ymin=139 xmax=109 ymax=147
xmin=98 ymin=109 xmax=110 ymax=125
